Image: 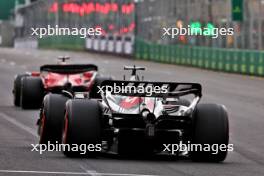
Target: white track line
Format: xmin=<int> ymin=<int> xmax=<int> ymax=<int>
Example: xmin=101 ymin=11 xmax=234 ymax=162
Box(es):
xmin=9 ymin=61 xmax=16 ymax=66
xmin=86 ymin=170 xmax=101 ymax=176
xmin=0 ymin=170 xmax=159 ymax=176
xmin=0 ymin=112 xmax=37 ymax=137
xmin=20 ymin=65 xmax=27 ymax=69
xmin=0 ymin=58 xmax=6 ymax=63
xmin=79 ymin=165 xmax=101 ymax=176
xmin=0 ymin=112 xmax=160 ymax=176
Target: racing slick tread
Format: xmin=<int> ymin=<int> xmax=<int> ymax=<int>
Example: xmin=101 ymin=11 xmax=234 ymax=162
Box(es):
xmin=39 ymin=94 xmax=69 ymax=144
xmin=20 ymin=76 xmax=44 ymax=109
xmin=191 ymin=103 xmax=229 ymax=162
xmin=62 ymin=99 xmax=102 ymax=157
xmin=13 ymin=74 xmax=27 ymax=106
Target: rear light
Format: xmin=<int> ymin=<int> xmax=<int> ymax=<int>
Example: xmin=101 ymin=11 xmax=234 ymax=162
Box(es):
xmin=74 ymin=78 xmax=82 ymax=84
xmin=45 ymin=77 xmax=57 ymax=85
xmin=83 ymin=72 xmax=93 ymax=78
xmin=31 ymin=72 xmax=40 ymax=77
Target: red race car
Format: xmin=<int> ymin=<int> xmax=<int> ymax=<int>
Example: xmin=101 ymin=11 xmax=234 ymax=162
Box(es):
xmin=13 ymin=57 xmax=108 ymax=109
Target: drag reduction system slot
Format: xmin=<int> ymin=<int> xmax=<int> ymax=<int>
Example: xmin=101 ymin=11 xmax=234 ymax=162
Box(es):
xmin=40 ymin=64 xmax=98 ymax=74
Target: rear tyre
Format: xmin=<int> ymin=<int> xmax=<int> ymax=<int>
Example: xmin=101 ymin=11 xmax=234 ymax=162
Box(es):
xmin=39 ymin=94 xmax=69 ymax=144
xmin=62 ymin=99 xmax=102 ymax=157
xmin=191 ymin=104 xmax=229 ymax=162
xmin=20 ymin=77 xmax=44 ymax=109
xmin=13 ymin=74 xmax=28 ymax=106
xmin=89 ymin=76 xmax=112 ymax=99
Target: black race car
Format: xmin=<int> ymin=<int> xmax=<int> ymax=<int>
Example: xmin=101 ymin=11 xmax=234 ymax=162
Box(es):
xmin=60 ymin=66 xmax=229 ymax=162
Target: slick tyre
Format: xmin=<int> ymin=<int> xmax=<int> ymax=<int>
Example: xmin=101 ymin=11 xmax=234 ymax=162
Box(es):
xmin=20 ymin=77 xmax=44 ymax=109
xmin=62 ymin=99 xmax=102 ymax=157
xmin=191 ymin=104 xmax=229 ymax=162
xmin=39 ymin=94 xmax=69 ymax=144
xmin=13 ymin=74 xmax=28 ymax=106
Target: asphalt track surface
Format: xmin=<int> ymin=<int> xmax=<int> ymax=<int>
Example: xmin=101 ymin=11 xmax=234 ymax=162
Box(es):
xmin=0 ymin=48 xmax=263 ymax=176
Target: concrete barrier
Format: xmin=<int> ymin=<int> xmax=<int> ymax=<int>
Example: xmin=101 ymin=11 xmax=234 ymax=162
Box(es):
xmin=14 ymin=38 xmax=38 ymax=49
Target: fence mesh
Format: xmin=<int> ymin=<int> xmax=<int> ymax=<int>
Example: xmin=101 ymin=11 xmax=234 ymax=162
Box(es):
xmin=16 ymin=0 xmax=135 ymax=38
xmin=15 ymin=0 xmax=264 ymax=50
xmin=136 ymin=0 xmax=264 ymax=50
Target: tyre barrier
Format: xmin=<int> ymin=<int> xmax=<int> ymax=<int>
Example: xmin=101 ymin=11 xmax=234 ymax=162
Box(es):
xmin=135 ymin=38 xmax=264 ymax=77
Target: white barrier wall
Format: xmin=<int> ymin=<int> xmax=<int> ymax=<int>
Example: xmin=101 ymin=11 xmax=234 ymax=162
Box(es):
xmin=124 ymin=36 xmax=134 ymax=55
xmin=107 ymin=36 xmax=115 ymax=53
xmin=100 ymin=36 xmax=107 ymax=52
xmin=85 ymin=35 xmax=134 ymax=56
xmin=85 ymin=36 xmax=93 ymax=50
xmin=14 ymin=38 xmax=38 ymax=49
xmin=93 ymin=36 xmax=100 ymax=51
xmin=115 ymin=36 xmax=123 ymax=54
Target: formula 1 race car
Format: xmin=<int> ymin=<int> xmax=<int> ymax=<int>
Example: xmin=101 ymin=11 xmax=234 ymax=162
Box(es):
xmin=61 ymin=66 xmax=229 ymax=162
xmin=37 ymin=58 xmax=112 ymax=144
xmin=13 ymin=57 xmax=104 ymax=109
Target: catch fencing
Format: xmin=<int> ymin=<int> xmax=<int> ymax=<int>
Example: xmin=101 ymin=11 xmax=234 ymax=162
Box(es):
xmin=15 ymin=0 xmax=135 ymax=54
xmin=14 ymin=0 xmax=264 ymax=76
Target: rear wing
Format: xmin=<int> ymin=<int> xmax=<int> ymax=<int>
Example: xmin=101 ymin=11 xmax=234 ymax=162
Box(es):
xmin=100 ymin=80 xmax=202 ymax=97
xmin=40 ymin=64 xmax=98 ymax=74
